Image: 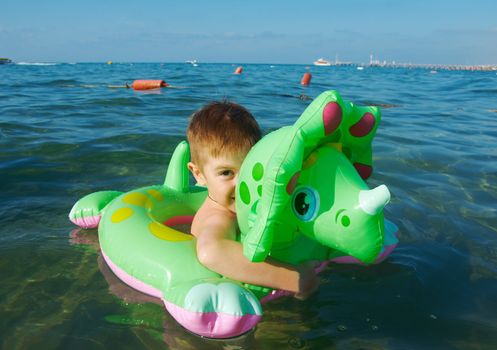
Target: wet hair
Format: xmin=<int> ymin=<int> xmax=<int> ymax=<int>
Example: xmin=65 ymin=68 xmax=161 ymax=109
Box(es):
xmin=187 ymin=101 xmax=261 ymax=166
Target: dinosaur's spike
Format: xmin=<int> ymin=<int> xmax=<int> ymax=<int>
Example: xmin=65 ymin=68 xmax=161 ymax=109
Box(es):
xmin=164 ymin=141 xmax=190 ymax=192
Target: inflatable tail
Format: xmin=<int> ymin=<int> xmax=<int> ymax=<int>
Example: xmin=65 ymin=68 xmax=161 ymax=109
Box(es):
xmin=69 ymin=191 xmax=123 ymax=229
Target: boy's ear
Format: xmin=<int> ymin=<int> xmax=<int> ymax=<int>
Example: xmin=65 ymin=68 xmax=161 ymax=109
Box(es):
xmin=187 ymin=162 xmax=206 ymax=186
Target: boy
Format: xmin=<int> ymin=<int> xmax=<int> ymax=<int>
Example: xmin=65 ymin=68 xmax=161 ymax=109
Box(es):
xmin=187 ymin=101 xmax=318 ymax=299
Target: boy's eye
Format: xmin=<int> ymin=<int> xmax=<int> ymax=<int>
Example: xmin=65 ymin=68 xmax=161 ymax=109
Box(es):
xmin=219 ymin=170 xmax=234 ymax=177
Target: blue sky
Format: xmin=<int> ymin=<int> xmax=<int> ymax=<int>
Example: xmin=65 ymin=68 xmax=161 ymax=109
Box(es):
xmin=1 ymin=0 xmax=496 ymax=65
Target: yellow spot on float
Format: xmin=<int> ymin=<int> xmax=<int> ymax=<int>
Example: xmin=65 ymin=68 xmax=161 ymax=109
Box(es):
xmin=122 ymin=192 xmax=149 ymax=207
xmin=303 ymin=152 xmax=318 ymax=169
xmin=325 ymin=142 xmax=343 ymax=152
xmin=147 ymin=189 xmax=163 ymax=202
xmin=149 ymin=222 xmax=193 ymax=242
xmin=111 ymin=207 xmax=134 ymax=223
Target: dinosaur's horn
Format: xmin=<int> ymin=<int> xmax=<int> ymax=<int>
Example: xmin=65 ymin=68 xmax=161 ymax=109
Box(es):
xmin=358 ymin=185 xmax=390 ymax=215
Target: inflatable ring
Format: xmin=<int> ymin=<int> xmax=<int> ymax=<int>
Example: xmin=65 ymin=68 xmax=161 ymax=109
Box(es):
xmin=69 ymin=90 xmax=399 ymax=338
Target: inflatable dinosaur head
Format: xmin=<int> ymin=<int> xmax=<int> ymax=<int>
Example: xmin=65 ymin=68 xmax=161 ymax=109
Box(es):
xmin=289 ymin=143 xmax=389 ymax=262
xmin=236 ymin=90 xmax=389 ymax=263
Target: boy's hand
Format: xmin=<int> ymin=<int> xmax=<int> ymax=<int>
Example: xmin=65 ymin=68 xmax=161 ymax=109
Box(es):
xmin=294 ymin=261 xmax=320 ymax=300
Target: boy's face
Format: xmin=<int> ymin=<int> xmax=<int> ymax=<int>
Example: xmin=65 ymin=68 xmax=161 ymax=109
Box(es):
xmin=188 ymin=148 xmax=249 ymax=213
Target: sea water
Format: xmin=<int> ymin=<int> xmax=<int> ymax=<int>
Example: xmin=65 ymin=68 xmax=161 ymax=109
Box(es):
xmin=1 ymin=62 xmax=497 ymax=349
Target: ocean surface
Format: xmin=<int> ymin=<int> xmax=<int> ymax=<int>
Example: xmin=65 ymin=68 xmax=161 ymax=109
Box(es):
xmin=1 ymin=62 xmax=496 ymax=350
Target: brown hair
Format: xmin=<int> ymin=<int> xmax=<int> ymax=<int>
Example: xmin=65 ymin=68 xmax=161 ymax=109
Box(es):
xmin=187 ymin=101 xmax=261 ymax=166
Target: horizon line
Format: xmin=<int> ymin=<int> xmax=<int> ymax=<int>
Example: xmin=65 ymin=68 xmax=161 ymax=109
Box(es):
xmin=7 ymin=60 xmax=497 ymax=69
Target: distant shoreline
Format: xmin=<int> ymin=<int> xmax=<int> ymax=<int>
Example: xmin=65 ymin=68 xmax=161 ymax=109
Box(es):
xmin=4 ymin=60 xmax=497 ymax=71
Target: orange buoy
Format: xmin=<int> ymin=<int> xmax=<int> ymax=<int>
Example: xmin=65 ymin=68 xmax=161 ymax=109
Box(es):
xmin=234 ymin=66 xmax=243 ymax=74
xmin=131 ymin=80 xmax=168 ymax=90
xmin=300 ymin=72 xmax=312 ymax=86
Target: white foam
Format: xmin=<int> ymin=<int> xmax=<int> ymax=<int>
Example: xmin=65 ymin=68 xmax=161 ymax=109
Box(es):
xmin=16 ymin=62 xmax=58 ymax=66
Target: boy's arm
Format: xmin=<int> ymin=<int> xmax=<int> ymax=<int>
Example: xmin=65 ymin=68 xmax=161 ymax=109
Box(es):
xmin=195 ymin=216 xmax=318 ymax=298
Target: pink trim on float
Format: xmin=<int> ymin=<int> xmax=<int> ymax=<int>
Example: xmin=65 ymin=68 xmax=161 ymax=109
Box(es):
xmin=70 ymin=215 xmax=101 ymax=229
xmin=164 ymin=301 xmax=261 ymax=339
xmin=260 ymin=290 xmax=292 ymax=304
xmin=101 ymin=250 xmax=163 ymax=299
xmin=373 ymin=242 xmax=398 ymax=263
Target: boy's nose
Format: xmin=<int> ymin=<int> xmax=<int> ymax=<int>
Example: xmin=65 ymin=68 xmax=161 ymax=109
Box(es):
xmin=231 ymin=177 xmax=239 ymax=191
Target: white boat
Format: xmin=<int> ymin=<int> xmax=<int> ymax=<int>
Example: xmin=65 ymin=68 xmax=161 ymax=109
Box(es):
xmin=313 ymin=58 xmax=332 ymax=66
xmin=186 ymin=59 xmax=198 ymax=66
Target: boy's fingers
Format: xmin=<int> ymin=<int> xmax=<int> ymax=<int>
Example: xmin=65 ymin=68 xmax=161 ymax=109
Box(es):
xmin=294 ymin=279 xmax=319 ymax=300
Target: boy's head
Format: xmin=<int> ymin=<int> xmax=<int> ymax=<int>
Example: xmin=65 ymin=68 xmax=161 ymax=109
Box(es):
xmin=187 ymin=101 xmax=261 ymax=212
xmin=187 ymin=101 xmax=261 ymax=169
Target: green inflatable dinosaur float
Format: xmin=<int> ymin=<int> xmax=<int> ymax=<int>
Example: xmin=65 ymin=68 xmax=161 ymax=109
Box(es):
xmin=69 ymin=90 xmax=398 ymax=338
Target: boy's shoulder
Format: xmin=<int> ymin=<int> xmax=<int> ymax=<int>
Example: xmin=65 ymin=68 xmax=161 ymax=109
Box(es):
xmin=192 ymin=202 xmax=237 ymax=239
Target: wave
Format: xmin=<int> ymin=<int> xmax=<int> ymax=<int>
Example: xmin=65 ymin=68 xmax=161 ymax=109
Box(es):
xmin=87 ymin=97 xmax=145 ymax=107
xmin=44 ymin=79 xmax=81 ymax=87
xmin=470 ymin=88 xmax=497 ymax=95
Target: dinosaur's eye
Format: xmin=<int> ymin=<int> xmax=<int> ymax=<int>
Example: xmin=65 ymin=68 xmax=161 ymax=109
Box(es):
xmin=292 ymin=186 xmax=319 ymax=222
